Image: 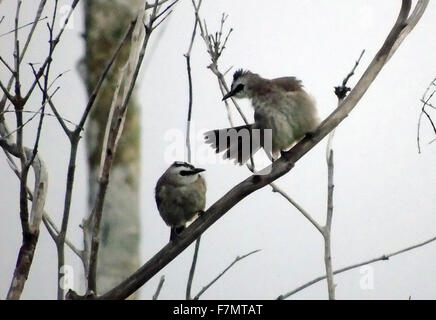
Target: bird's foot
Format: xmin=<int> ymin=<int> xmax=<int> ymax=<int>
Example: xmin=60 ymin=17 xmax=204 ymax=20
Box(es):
xmin=305 ymin=131 xmax=315 ymax=140
xmin=280 ymin=150 xmax=289 ymax=158
xmin=170 ymin=226 xmax=185 ymax=242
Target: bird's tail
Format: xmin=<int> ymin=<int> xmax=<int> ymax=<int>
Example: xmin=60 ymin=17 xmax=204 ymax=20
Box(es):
xmin=204 ymin=124 xmax=266 ymax=165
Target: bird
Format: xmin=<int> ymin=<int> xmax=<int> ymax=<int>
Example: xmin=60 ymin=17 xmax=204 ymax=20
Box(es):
xmin=204 ymin=69 xmax=320 ymax=164
xmin=155 ymin=161 xmax=206 ymax=241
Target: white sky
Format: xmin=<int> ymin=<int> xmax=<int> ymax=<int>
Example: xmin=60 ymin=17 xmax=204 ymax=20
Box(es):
xmin=1 ymin=0 xmax=435 ymax=299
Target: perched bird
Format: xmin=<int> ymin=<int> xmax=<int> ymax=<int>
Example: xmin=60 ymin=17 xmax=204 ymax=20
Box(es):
xmin=155 ymin=161 xmax=206 ymax=241
xmin=205 ymin=69 xmax=320 ymax=164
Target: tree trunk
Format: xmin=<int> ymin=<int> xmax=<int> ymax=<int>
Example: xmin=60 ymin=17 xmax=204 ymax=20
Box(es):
xmin=82 ymin=0 xmax=142 ymax=298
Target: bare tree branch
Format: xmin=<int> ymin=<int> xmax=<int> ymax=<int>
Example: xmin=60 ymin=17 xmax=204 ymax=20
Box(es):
xmin=0 ymin=0 xmax=47 ymax=115
xmin=152 ymin=275 xmax=165 ymax=300
xmin=20 ymin=1 xmax=47 ymax=61
xmin=0 ymin=0 xmax=81 ymax=300
xmin=6 ymin=148 xmax=48 ymax=300
xmin=21 ymin=0 xmax=80 ymax=106
xmin=277 ymin=233 xmax=436 ymax=299
xmin=0 ymin=55 xmax=15 ymax=74
xmin=321 ymin=49 xmax=365 ymax=300
xmin=186 ymin=237 xmax=201 ymax=300
xmin=269 ymin=182 xmax=323 ymax=233
xmin=193 ymin=249 xmax=260 ymax=300
xmin=0 ymin=139 xmax=83 ymax=261
xmin=0 ymin=13 xmax=47 ymax=38
xmin=185 ymin=0 xmax=202 ymax=301
xmin=30 ymin=64 xmax=73 ymax=136
xmin=324 ymin=149 xmax=335 ymax=299
xmin=42 ymin=214 xmax=83 ymax=259
xmin=417 ymin=78 xmax=436 ymax=153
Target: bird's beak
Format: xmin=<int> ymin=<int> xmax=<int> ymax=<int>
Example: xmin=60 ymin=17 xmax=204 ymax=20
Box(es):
xmin=222 ymin=90 xmax=235 ymax=101
xmin=193 ymin=168 xmax=205 ymax=174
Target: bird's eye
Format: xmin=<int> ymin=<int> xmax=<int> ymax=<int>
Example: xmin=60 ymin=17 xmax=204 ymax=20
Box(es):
xmin=179 ymin=170 xmax=192 ymax=176
xmin=234 ymin=83 xmax=244 ymax=93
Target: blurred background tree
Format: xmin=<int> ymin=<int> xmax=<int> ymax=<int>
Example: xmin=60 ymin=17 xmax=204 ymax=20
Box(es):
xmin=83 ymin=0 xmax=143 ymax=297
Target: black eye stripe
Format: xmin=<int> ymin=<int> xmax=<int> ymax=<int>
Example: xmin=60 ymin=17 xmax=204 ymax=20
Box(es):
xmin=180 ymin=170 xmax=195 ymax=176
xmin=234 ymin=83 xmax=244 ymax=93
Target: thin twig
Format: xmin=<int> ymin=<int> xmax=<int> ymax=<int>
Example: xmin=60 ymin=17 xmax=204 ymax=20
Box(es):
xmin=324 ymin=149 xmax=335 ymax=299
xmin=0 ymin=109 xmax=78 ymax=128
xmin=145 ymin=0 xmax=170 ymax=10
xmin=270 ymin=182 xmax=323 ymax=233
xmin=0 ymin=16 xmax=48 ymax=38
xmin=42 ymin=214 xmax=83 ymax=259
xmin=2 ymin=107 xmax=41 ymax=139
xmin=0 ymin=56 xmax=15 ymax=74
xmin=152 ymin=275 xmax=165 ymax=300
xmin=185 ymin=0 xmax=201 ymax=301
xmin=0 ymin=0 xmax=47 ymax=115
xmin=186 ymin=237 xmax=201 ymax=300
xmin=20 ymin=1 xmax=47 ymax=61
xmin=21 ymin=0 xmax=80 ymax=106
xmin=1 ymin=87 xmax=60 ymax=141
xmin=14 ymin=0 xmax=23 ymax=98
xmin=151 ymin=0 xmax=179 ymax=28
xmin=193 ymin=249 xmax=260 ymax=300
xmin=277 ymin=234 xmax=436 ymax=299
xmin=323 ymin=50 xmax=366 ymax=300
xmin=420 ymin=99 xmax=435 ymax=110
xmin=417 ymin=78 xmax=436 ymax=153
xmin=30 ymin=63 xmax=73 ymax=136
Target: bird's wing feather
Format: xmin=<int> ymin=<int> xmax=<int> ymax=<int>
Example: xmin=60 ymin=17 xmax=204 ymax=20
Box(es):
xmin=270 ymin=77 xmax=303 ymax=92
xmin=155 ymin=181 xmax=165 ymax=208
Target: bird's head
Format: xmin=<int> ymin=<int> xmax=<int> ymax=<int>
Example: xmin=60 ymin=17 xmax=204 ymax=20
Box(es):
xmin=222 ymin=69 xmax=255 ymax=101
xmin=165 ymin=161 xmax=205 ymax=185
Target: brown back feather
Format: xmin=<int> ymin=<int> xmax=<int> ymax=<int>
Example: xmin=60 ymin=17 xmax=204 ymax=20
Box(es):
xmin=271 ymin=77 xmax=303 ymax=92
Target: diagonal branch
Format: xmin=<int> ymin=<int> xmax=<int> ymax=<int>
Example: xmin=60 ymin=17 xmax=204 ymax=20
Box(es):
xmin=68 ymin=0 xmax=424 ymax=300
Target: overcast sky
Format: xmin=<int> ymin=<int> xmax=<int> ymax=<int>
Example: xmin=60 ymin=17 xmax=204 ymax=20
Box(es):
xmin=1 ymin=0 xmax=435 ymax=299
